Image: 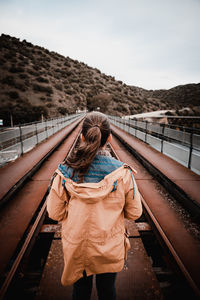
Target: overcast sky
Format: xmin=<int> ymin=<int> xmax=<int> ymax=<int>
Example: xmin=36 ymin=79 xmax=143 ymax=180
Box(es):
xmin=0 ymin=0 xmax=199 ymax=90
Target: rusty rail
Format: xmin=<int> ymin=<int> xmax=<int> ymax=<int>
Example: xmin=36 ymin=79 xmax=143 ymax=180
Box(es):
xmin=0 ymin=120 xmax=82 ymax=299
xmin=109 ymin=130 xmax=200 ymax=298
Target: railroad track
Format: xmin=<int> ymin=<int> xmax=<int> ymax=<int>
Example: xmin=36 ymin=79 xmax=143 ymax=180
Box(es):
xmin=0 ymin=118 xmax=83 ymax=299
xmin=110 ymin=125 xmax=200 ymax=299
xmin=0 ymin=119 xmax=200 ymax=299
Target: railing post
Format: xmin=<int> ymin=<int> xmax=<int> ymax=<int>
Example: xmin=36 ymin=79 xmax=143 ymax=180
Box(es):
xmin=45 ymin=120 xmax=48 ymax=139
xmin=145 ymin=120 xmax=148 ymax=143
xmin=188 ymin=132 xmax=193 ymax=169
xmin=35 ymin=123 xmax=38 ymax=145
xmin=56 ymin=118 xmax=58 ymax=132
xmin=128 ymin=118 xmax=130 ymax=134
xmin=135 ymin=119 xmax=137 ymax=138
xmin=52 ymin=119 xmax=54 ymax=135
xmin=19 ymin=125 xmax=23 ymax=156
xmin=161 ymin=124 xmax=165 ymax=153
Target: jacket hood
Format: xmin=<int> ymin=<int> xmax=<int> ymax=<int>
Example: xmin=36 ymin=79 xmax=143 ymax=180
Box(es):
xmin=56 ymin=166 xmax=127 ymax=204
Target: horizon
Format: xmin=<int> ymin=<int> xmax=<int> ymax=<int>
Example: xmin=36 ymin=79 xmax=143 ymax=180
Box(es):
xmin=0 ymin=0 xmax=200 ymax=90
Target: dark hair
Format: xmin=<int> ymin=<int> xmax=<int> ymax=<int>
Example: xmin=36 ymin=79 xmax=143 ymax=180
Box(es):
xmin=65 ymin=112 xmax=111 ymax=182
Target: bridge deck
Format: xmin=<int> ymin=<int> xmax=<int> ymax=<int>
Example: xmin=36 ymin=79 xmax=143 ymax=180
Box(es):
xmin=36 ymin=221 xmax=162 ymax=300
xmin=1 ymin=122 xmax=200 ymax=298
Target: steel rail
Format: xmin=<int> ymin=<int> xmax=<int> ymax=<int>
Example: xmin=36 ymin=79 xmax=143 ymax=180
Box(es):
xmin=108 ymin=141 xmax=200 ymax=299
xmin=0 ymin=123 xmax=82 ymax=299
xmin=141 ymin=198 xmax=200 ymax=298
xmin=0 ymin=200 xmax=47 ymax=299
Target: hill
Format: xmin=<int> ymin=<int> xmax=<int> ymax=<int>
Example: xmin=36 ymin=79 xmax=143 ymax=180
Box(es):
xmin=0 ymin=34 xmax=199 ymax=126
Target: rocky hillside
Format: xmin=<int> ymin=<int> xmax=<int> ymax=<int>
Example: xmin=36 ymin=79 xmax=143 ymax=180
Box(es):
xmin=0 ymin=34 xmax=199 ymax=126
xmin=150 ymin=84 xmax=200 ymax=107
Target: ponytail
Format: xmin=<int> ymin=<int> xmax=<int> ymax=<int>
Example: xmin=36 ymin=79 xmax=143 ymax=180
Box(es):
xmin=65 ymin=112 xmax=110 ymax=182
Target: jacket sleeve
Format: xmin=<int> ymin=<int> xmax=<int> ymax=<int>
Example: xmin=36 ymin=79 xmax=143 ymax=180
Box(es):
xmin=47 ymin=173 xmax=69 ymax=222
xmin=123 ymin=168 xmax=142 ymax=220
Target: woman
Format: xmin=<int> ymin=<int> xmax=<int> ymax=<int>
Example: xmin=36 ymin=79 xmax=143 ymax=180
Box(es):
xmin=47 ymin=112 xmax=142 ymax=300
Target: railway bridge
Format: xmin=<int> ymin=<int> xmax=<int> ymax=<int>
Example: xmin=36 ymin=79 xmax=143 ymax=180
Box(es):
xmin=0 ymin=113 xmax=200 ymax=300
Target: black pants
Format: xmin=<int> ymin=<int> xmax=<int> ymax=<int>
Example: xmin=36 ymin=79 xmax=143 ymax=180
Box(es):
xmin=72 ymin=271 xmax=117 ymax=300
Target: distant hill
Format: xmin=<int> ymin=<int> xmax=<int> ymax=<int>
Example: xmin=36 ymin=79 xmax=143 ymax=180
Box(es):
xmin=0 ymin=34 xmax=199 ymax=126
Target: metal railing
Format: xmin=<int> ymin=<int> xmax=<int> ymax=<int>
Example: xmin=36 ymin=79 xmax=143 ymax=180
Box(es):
xmin=0 ymin=113 xmax=84 ymax=167
xmin=108 ymin=115 xmax=200 ymax=175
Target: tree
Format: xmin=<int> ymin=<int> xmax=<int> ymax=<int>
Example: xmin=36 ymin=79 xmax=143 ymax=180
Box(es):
xmin=87 ymin=93 xmax=112 ymax=113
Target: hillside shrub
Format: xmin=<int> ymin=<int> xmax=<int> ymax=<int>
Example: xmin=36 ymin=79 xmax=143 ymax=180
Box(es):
xmin=18 ymin=61 xmax=26 ymax=67
xmin=27 ymin=68 xmax=40 ymax=76
xmin=47 ymin=103 xmax=53 ymax=108
xmin=4 ymin=51 xmax=16 ymax=60
xmin=59 ymin=69 xmax=68 ymax=78
xmin=115 ymin=86 xmax=122 ymax=92
xmin=19 ymin=56 xmax=29 ymax=65
xmin=44 ymin=56 xmax=51 ymax=63
xmin=65 ymin=70 xmax=74 ymax=76
xmin=71 ymin=83 xmax=80 ymax=92
xmin=19 ymin=73 xmax=29 ymax=80
xmin=33 ymin=64 xmax=41 ymax=71
xmin=69 ymin=76 xmax=79 ymax=84
xmin=8 ymin=91 xmax=19 ymax=99
xmin=54 ymin=83 xmax=63 ymax=91
xmin=82 ymin=79 xmax=91 ymax=85
xmin=64 ymin=84 xmax=70 ymax=90
xmin=33 ymin=83 xmax=53 ymax=94
xmin=19 ymin=48 xmax=28 ymax=57
xmin=36 ymin=76 xmax=49 ymax=83
xmin=64 ymin=61 xmax=71 ymax=67
xmin=65 ymin=88 xmax=74 ymax=95
xmin=79 ymin=83 xmax=85 ymax=89
xmin=24 ymin=79 xmax=30 ymax=87
xmin=94 ymin=68 xmax=101 ymax=74
xmin=36 ymin=50 xmax=43 ymax=55
xmin=74 ymin=95 xmax=81 ymax=102
xmin=53 ymin=73 xmax=61 ymax=80
xmin=1 ymin=75 xmax=15 ymax=86
xmin=116 ymin=102 xmax=130 ymax=114
xmin=14 ymin=82 xmax=27 ymax=91
xmin=9 ymin=65 xmax=24 ymax=73
xmin=0 ymin=58 xmax=6 ymax=65
xmin=40 ymin=62 xmax=50 ymax=69
xmin=11 ymin=58 xmax=18 ymax=64
xmin=58 ymin=107 xmax=68 ymax=115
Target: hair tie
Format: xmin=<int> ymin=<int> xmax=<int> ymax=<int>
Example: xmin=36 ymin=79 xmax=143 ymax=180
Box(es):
xmin=93 ymin=125 xmax=100 ymax=129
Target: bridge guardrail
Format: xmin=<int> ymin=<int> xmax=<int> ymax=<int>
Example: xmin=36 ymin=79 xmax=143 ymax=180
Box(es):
xmin=108 ymin=115 xmax=200 ymax=175
xmin=0 ymin=113 xmax=84 ymax=166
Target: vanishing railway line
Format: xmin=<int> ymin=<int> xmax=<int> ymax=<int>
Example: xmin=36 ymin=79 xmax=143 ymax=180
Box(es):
xmin=109 ymin=127 xmax=200 ymax=299
xmin=0 ymin=116 xmax=200 ymax=299
xmin=0 ymin=118 xmax=83 ymax=299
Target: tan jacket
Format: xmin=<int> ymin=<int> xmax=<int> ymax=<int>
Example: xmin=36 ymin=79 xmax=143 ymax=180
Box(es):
xmin=47 ymin=164 xmax=142 ymax=286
